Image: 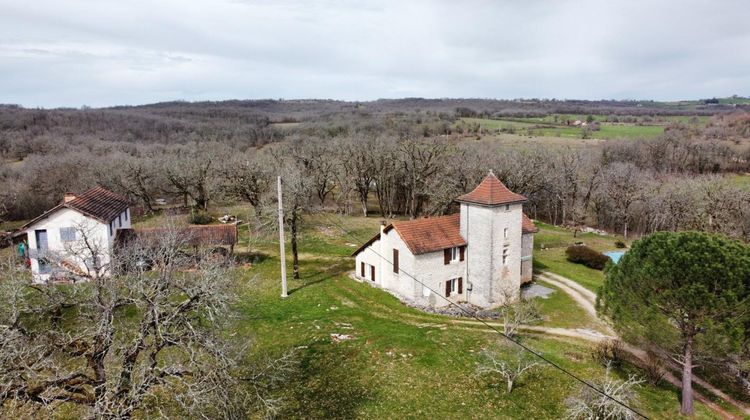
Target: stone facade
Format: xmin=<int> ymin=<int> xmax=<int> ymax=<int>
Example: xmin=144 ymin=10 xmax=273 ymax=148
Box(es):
xmin=353 ymin=172 xmax=536 ymax=309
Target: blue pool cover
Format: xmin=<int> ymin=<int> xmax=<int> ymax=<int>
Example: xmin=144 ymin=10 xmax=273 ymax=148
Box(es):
xmin=604 ymin=251 xmax=625 ymax=264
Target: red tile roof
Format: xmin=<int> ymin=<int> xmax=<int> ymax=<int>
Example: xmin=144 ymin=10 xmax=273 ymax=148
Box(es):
xmin=19 ymin=187 xmax=130 ymax=229
xmin=456 ymin=172 xmax=527 ymax=206
xmin=66 ymin=187 xmax=130 ymax=223
xmin=391 ymin=214 xmax=466 ymax=255
xmin=118 ymin=224 xmax=238 ymax=247
xmin=522 ymin=213 xmax=538 ymax=234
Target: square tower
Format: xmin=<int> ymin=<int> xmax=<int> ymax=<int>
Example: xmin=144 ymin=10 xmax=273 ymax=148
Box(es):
xmin=457 ymin=171 xmax=527 ymax=308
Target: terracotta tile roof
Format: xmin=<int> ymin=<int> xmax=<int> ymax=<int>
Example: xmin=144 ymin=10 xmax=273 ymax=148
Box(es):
xmin=66 ymin=187 xmax=130 ymax=223
xmin=522 ymin=213 xmax=538 ymax=234
xmin=391 ymin=213 xmax=466 ymax=255
xmin=19 ymin=187 xmax=130 ymax=230
xmin=456 ymin=172 xmax=527 ymax=206
xmin=118 ymin=224 xmax=238 ymax=247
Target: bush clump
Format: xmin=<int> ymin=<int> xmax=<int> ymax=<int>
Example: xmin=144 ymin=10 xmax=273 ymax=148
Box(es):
xmin=565 ymin=245 xmax=610 ymax=270
xmin=614 ymin=240 xmax=627 ymax=248
xmin=189 ymin=209 xmax=214 ymax=225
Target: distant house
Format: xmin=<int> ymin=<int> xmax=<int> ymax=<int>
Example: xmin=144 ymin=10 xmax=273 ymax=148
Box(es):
xmin=352 ymin=172 xmax=537 ymax=309
xmin=18 ymin=187 xmax=131 ymax=283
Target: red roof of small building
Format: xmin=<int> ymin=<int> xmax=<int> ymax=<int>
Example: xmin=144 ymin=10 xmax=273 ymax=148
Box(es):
xmin=118 ymin=224 xmax=238 ymax=247
xmin=19 ymin=186 xmax=131 ymax=230
xmin=522 ymin=213 xmax=538 ymax=234
xmin=391 ymin=214 xmax=466 ymax=255
xmin=456 ymin=172 xmax=527 ymax=206
xmin=66 ymin=187 xmax=130 ymax=223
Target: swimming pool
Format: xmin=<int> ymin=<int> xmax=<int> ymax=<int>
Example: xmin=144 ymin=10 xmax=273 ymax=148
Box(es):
xmin=604 ymin=251 xmax=625 ymax=264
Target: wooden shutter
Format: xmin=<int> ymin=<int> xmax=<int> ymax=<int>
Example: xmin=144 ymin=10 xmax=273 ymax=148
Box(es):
xmin=445 ymin=280 xmax=451 ymax=297
xmin=459 ymin=246 xmax=465 ymax=261
xmin=458 ymin=277 xmax=463 ymax=294
xmin=360 ymin=262 xmax=365 ymax=277
xmin=393 ymin=249 xmax=399 ymax=273
xmin=371 ymin=265 xmax=376 ymax=282
xmin=444 ymin=249 xmax=450 ymax=265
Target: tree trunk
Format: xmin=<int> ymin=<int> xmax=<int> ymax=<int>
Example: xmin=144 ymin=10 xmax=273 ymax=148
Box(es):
xmin=360 ymin=197 xmax=368 ymax=218
xmin=506 ymin=378 xmax=514 ymax=393
xmin=680 ymin=337 xmax=694 ymax=416
xmin=291 ymin=213 xmax=299 ymax=280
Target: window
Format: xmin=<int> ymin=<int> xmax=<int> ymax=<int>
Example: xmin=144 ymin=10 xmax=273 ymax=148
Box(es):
xmin=503 ymin=227 xmax=508 ymax=239
xmin=502 ymin=247 xmax=509 ymax=265
xmin=38 ymin=258 xmax=51 ymax=274
xmin=109 ymin=222 xmax=113 ymax=236
xmin=360 ymin=262 xmax=375 ymax=281
xmin=118 ymin=214 xmax=122 ymax=227
xmin=445 ymin=277 xmax=463 ymax=297
xmin=124 ymin=209 xmax=128 ymax=221
xmin=505 ymin=204 xmax=510 ymax=211
xmin=60 ymin=227 xmax=76 ymax=242
xmin=450 ymin=246 xmax=460 ymax=262
xmin=393 ymin=249 xmax=399 ymax=273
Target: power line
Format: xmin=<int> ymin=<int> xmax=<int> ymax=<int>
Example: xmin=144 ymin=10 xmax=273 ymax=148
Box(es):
xmin=317 ymin=212 xmax=649 ymax=419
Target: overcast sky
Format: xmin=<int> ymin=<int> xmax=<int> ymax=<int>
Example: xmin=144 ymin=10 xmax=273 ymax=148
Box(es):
xmin=1 ymin=0 xmax=749 ymax=108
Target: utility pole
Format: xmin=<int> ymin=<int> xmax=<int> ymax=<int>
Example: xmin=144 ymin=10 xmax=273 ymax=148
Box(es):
xmin=277 ymin=176 xmax=288 ymax=298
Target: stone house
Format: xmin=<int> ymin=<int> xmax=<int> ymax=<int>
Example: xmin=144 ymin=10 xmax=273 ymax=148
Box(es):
xmin=352 ymin=172 xmax=537 ymax=309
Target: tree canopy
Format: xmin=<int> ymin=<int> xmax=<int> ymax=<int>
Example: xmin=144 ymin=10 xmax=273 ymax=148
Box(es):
xmin=598 ymin=231 xmax=750 ymax=415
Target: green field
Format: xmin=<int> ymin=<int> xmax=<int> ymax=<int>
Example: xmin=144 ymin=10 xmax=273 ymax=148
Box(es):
xmin=456 ymin=115 xmax=701 ymax=140
xmin=218 ymin=212 xmax=725 ymax=418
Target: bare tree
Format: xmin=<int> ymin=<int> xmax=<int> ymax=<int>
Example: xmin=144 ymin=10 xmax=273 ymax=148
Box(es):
xmin=476 ymin=344 xmax=541 ymax=393
xmin=276 ymin=161 xmax=315 ymax=280
xmin=565 ymin=363 xmax=643 ymax=420
xmin=497 ymin=286 xmax=541 ymax=338
xmin=0 ymin=228 xmax=289 ymax=418
xmin=220 ymin=151 xmax=272 ymax=218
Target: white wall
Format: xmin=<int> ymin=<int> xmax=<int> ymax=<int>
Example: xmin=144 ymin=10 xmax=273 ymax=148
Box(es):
xmin=25 ymin=208 xmax=113 ymax=283
xmin=460 ymin=202 xmax=523 ymax=307
xmin=354 ymin=226 xmax=467 ymax=308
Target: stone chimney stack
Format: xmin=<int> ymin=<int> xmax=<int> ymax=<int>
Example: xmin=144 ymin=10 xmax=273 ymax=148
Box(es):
xmin=63 ymin=192 xmax=76 ymax=203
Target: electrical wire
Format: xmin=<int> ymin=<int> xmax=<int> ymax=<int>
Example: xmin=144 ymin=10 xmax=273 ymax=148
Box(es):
xmin=316 ymin=212 xmax=649 ymax=419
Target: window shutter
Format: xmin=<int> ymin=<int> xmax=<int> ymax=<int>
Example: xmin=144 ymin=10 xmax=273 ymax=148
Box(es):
xmin=393 ymin=249 xmax=399 ymax=273
xmin=371 ymin=265 xmax=375 ymax=282
xmin=458 ymin=277 xmax=463 ymax=294
xmin=444 ymin=249 xmax=450 ymax=265
xmin=361 ymin=262 xmax=365 ymax=277
xmin=445 ymin=280 xmax=451 ymax=297
xmin=459 ymin=246 xmax=465 ymax=261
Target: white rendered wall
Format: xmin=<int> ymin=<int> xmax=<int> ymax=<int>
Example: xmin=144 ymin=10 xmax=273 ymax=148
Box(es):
xmin=25 ymin=208 xmax=111 ymax=283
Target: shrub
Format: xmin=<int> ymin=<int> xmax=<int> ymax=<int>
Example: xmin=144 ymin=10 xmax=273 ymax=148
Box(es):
xmin=565 ymin=245 xmax=610 ymax=270
xmin=614 ymin=240 xmax=626 ymax=249
xmin=190 ymin=209 xmax=213 ymax=225
xmin=590 ymin=339 xmax=624 ymax=368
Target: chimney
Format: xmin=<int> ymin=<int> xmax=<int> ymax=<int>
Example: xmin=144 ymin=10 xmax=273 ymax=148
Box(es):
xmin=63 ymin=192 xmax=76 ymax=203
xmin=380 ymin=220 xmax=387 ymax=235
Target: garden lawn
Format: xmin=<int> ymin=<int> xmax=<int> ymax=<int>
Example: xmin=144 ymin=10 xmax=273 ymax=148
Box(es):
xmin=532 ymin=222 xmax=631 ymax=293
xmin=208 ymin=211 xmax=722 ymax=419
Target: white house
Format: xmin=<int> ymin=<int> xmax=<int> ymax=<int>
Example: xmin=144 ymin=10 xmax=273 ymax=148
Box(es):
xmin=352 ymin=172 xmax=538 ymax=309
xmin=19 ymin=187 xmax=131 ymax=283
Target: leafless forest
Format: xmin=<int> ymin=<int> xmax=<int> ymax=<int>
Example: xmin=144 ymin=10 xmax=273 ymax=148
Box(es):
xmin=1 ymin=99 xmax=749 ymax=241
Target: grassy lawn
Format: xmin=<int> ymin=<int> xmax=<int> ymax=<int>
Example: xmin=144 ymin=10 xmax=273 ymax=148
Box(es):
xmin=194 ymin=211 xmax=722 ymax=418
xmin=459 ymin=117 xmax=667 ymax=140
xmin=532 ymin=222 xmax=630 ymax=293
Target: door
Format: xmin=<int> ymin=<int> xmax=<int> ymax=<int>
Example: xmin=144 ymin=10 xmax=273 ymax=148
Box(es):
xmin=35 ymin=229 xmax=48 ymax=250
xmin=35 ymin=230 xmax=50 ymax=274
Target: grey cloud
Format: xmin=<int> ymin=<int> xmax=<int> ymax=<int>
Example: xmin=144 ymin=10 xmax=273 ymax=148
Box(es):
xmin=0 ymin=0 xmax=748 ymax=107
